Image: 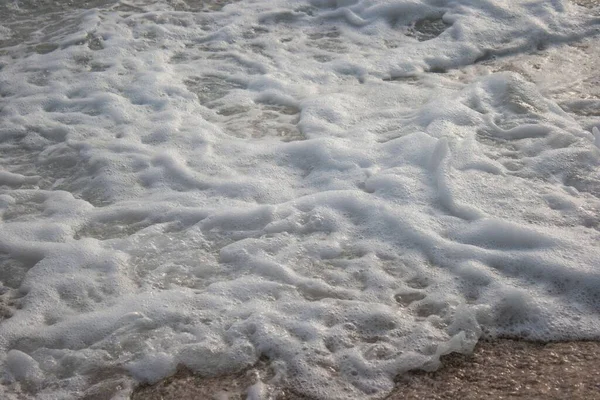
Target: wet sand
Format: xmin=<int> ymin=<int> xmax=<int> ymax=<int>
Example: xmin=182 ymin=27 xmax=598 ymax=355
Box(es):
xmin=394 ymin=339 xmax=600 ymax=400
xmin=131 ymin=339 xmax=600 ymax=400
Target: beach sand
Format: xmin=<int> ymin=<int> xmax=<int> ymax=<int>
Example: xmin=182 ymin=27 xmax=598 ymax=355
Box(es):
xmin=131 ymin=339 xmax=600 ymax=400
xmin=394 ymin=340 xmax=600 ymax=400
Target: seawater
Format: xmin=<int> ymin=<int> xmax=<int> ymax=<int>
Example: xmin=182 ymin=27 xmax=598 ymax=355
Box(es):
xmin=0 ymin=0 xmax=599 ymax=398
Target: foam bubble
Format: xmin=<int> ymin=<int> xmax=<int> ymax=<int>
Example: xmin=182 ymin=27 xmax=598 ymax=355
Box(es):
xmin=0 ymin=0 xmax=599 ymax=399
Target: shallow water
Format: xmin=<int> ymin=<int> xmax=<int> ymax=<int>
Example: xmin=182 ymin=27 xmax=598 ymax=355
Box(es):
xmin=0 ymin=0 xmax=599 ymax=399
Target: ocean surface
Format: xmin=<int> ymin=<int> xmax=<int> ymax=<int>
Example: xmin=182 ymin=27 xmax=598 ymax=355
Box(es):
xmin=0 ymin=0 xmax=599 ymax=398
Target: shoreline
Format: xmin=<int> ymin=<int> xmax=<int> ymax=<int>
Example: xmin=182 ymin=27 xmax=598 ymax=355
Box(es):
xmin=394 ymin=339 xmax=600 ymax=399
xmin=1 ymin=1 xmax=598 ymax=399
xmin=131 ymin=339 xmax=600 ymax=400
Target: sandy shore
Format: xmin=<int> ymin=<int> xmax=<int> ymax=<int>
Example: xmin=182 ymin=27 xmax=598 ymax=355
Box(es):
xmin=394 ymin=340 xmax=600 ymax=400
xmin=131 ymin=339 xmax=600 ymax=400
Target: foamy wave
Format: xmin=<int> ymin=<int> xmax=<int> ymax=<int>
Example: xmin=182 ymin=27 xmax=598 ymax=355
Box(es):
xmin=0 ymin=0 xmax=599 ymax=398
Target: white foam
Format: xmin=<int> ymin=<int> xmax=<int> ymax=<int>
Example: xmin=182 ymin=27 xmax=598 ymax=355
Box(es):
xmin=0 ymin=0 xmax=599 ymax=399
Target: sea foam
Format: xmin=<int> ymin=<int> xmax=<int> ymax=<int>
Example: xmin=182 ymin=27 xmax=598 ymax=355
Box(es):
xmin=0 ymin=0 xmax=599 ymax=398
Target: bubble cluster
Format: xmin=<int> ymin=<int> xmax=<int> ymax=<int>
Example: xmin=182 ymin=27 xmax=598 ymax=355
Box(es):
xmin=1 ymin=0 xmax=599 ymax=399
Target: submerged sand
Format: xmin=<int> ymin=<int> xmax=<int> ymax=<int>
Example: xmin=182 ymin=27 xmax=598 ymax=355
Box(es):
xmin=131 ymin=339 xmax=600 ymax=400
